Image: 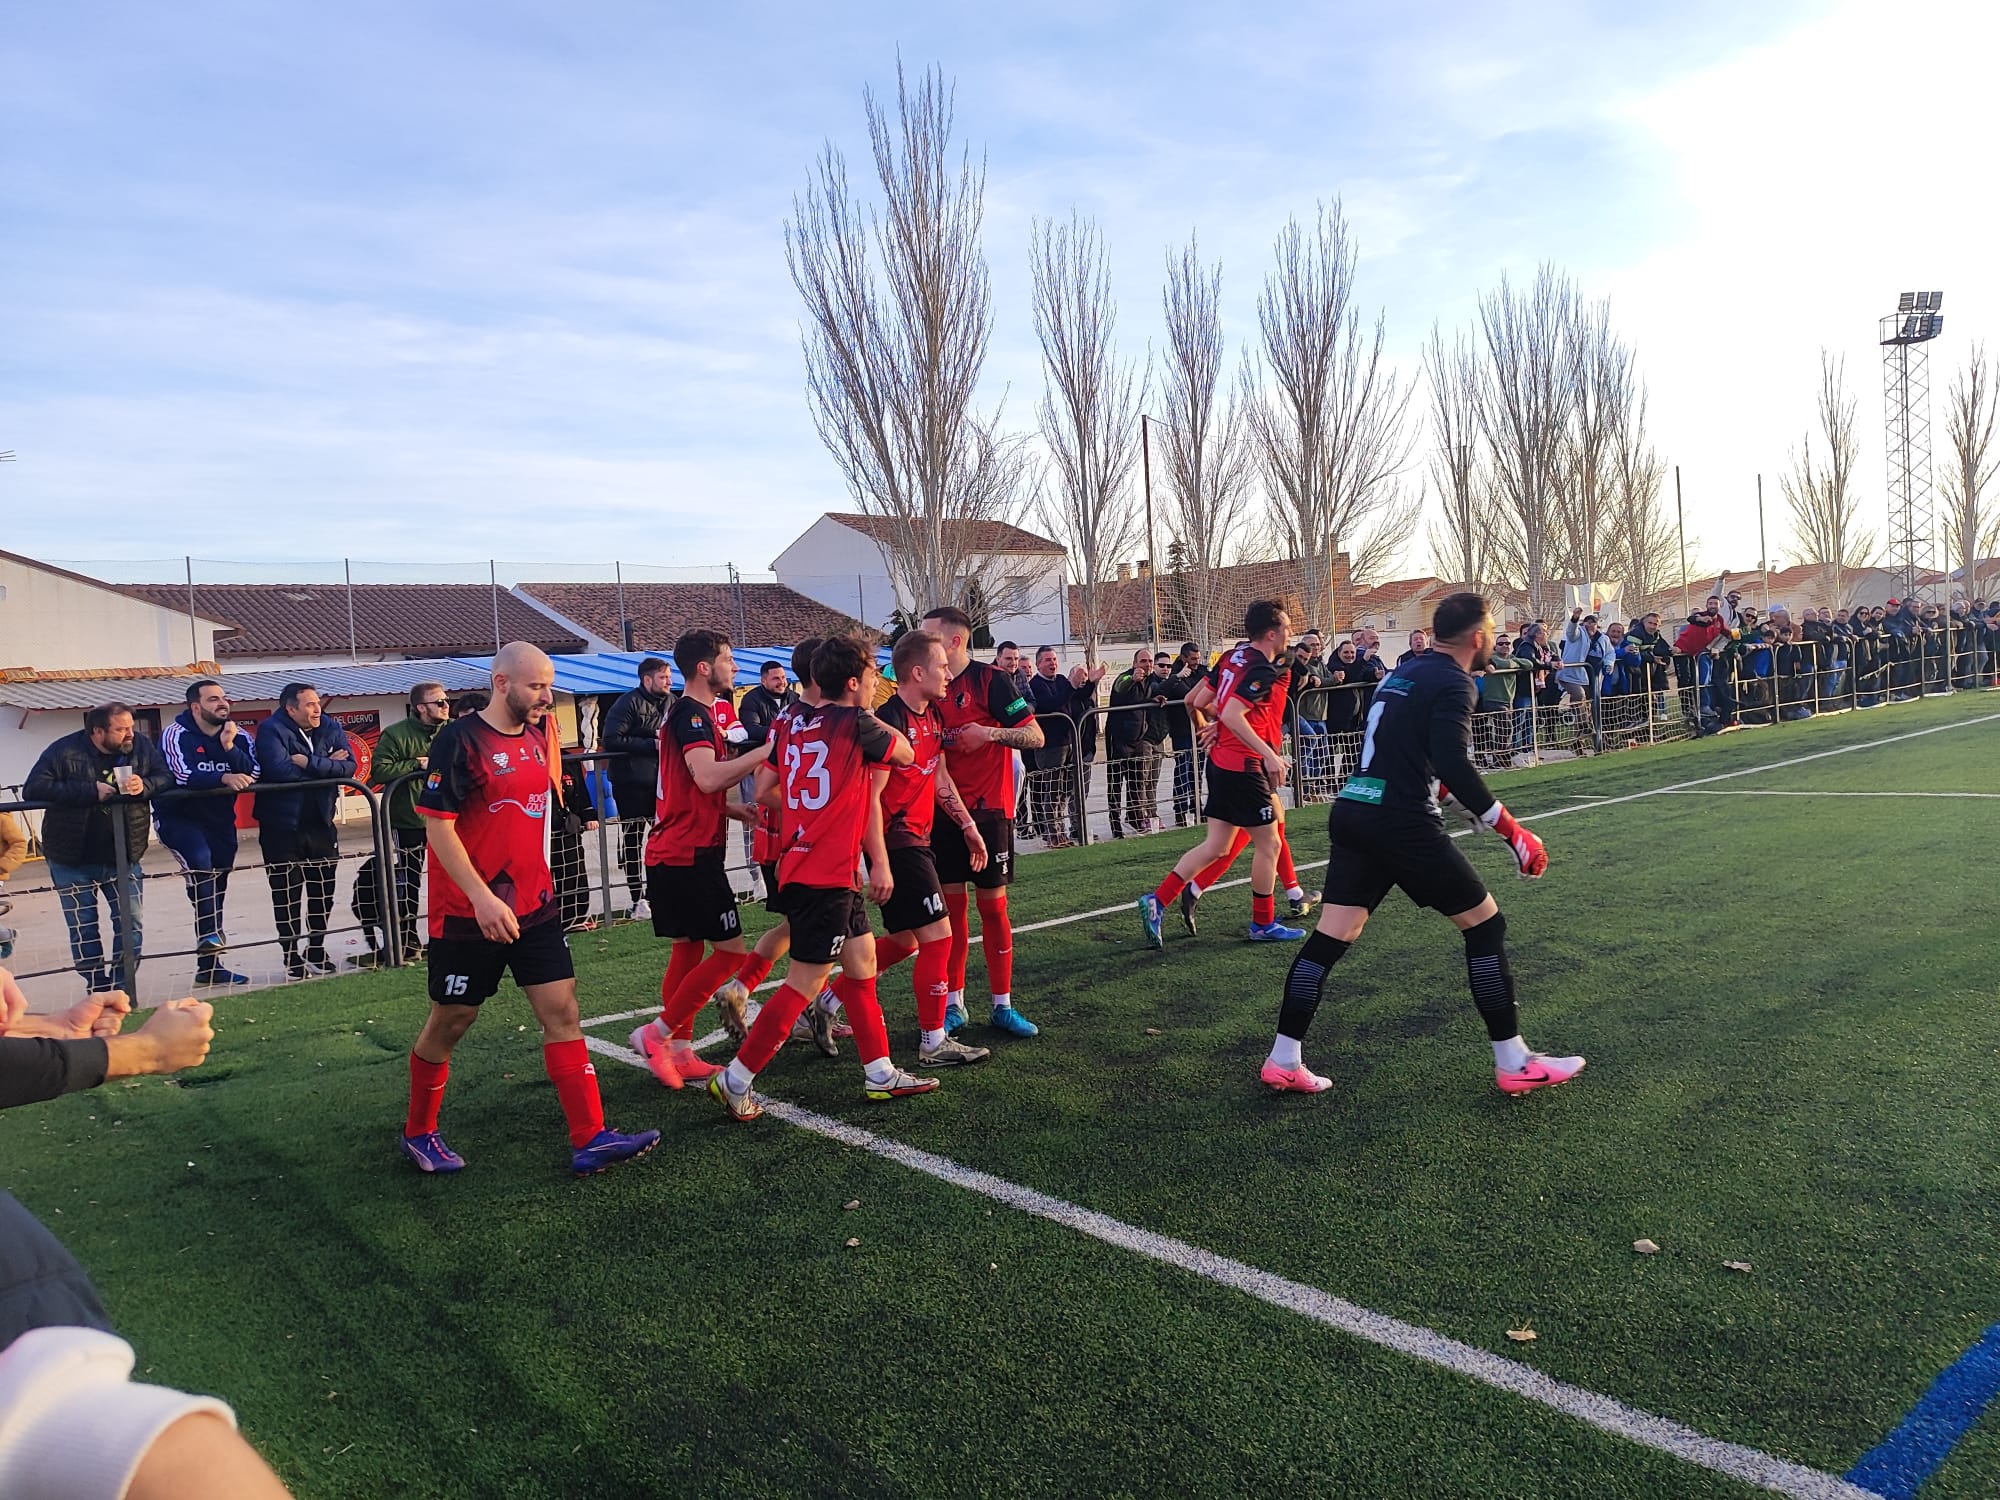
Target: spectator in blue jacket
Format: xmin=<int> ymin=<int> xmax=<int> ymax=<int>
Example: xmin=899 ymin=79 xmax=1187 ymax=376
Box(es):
xmin=156 ymin=680 xmax=259 ymax=987
xmin=253 ymin=684 xmax=353 ymax=978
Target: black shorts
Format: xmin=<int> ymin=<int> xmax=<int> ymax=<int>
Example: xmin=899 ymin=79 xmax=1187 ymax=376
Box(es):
xmin=879 ymin=843 xmax=949 ymax=935
xmin=760 ymin=862 xmax=783 ymax=916
xmin=427 ymin=915 xmax=574 ymax=1005
xmin=931 ymin=810 xmax=1014 ymax=890
xmin=646 ymin=850 xmax=742 ymax=943
xmin=1321 ymin=804 xmax=1489 ymax=916
xmin=780 ymin=884 xmax=871 ymax=965
xmin=1203 ymin=763 xmax=1280 ymax=829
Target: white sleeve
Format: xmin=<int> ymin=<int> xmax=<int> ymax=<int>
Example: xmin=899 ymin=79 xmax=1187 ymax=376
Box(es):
xmin=0 ymin=1327 xmax=236 ymax=1500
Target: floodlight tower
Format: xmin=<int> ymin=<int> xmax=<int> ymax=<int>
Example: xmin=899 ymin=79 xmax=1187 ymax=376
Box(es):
xmin=1880 ymin=290 xmax=1944 ymax=601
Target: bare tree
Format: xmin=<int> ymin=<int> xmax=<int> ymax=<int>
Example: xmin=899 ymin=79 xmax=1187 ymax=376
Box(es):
xmin=1478 ymin=265 xmax=1578 ymax=620
xmin=786 ymin=62 xmax=1026 ymax=620
xmin=1240 ymin=202 xmax=1416 ymax=626
xmin=1423 ymin=322 xmax=1491 ymax=590
xmin=1941 ymin=343 xmax=2000 ymax=603
xmin=1553 ymin=296 xmax=1627 ymax=589
xmin=1780 ymin=350 xmax=1874 ymax=609
xmin=1607 ymin=382 xmax=1679 ymax=609
xmin=1157 ymin=236 xmax=1255 ymax=649
xmin=1031 ymin=212 xmax=1145 ymax=669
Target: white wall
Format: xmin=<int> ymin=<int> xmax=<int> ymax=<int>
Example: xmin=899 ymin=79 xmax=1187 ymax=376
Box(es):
xmin=772 ymin=517 xmax=1069 ymax=644
xmin=0 ymin=557 xmax=225 ymax=671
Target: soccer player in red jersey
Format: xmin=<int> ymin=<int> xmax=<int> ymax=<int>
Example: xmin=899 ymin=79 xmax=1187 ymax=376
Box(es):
xmin=872 ymin=629 xmax=991 ymax=1068
xmin=709 ymin=637 xmax=820 ymax=1044
xmin=629 ymin=630 xmax=771 ymax=1088
xmin=710 ymin=637 xmax=934 ymax=1120
xmin=921 ymin=605 xmax=1045 ymax=1040
xmin=400 ymin=642 xmax=659 ymax=1176
xmin=1138 ymin=600 xmax=1308 ymax=947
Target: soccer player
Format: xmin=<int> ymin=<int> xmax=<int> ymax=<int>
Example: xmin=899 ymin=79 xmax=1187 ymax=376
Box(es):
xmin=1139 ymin=600 xmax=1308 ymax=947
xmin=709 ymin=637 xmax=934 ymax=1119
xmin=400 ymin=642 xmax=659 ymax=1175
xmin=1259 ymin=592 xmax=1582 ymax=1096
xmin=629 ymin=630 xmax=772 ymax=1088
xmin=922 ymin=605 xmax=1045 ymax=1039
xmin=710 ymin=637 xmax=822 ymax=1041
xmin=872 ymin=629 xmax=991 ymax=1068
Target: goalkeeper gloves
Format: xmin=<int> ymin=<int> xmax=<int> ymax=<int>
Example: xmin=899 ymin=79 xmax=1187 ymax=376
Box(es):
xmin=1480 ymin=802 xmax=1547 ymax=879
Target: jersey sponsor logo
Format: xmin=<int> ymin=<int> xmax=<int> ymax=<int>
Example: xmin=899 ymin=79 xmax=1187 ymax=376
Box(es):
xmin=490 ymin=750 xmax=516 ymax=774
xmin=1337 ymin=775 xmax=1386 ymax=804
xmin=1003 ymin=696 xmax=1027 ymax=716
xmin=1378 ymin=677 xmax=1413 ymax=697
xmin=486 ymin=791 xmax=550 ymax=819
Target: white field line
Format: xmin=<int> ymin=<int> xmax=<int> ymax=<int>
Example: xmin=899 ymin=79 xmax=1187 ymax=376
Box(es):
xmin=581 ymin=1031 xmax=1873 ymax=1500
xmin=581 ymin=708 xmax=2000 ymax=1038
xmin=1662 ymin=789 xmax=2000 ymax=799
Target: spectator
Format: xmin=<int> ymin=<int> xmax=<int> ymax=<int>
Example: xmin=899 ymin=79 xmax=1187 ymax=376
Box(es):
xmin=452 ymin=690 xmax=489 ymax=719
xmin=1557 ymin=610 xmax=1612 ymax=753
xmin=1024 ymin=647 xmax=1097 ymax=846
xmin=1071 ymin=658 xmax=1108 ymax=837
xmin=253 ymin=683 xmax=353 ymax=979
xmin=0 ymin=810 xmax=24 ymax=957
xmin=1107 ymin=649 xmax=1164 ymax=837
xmin=1771 ymin=609 xmax=1814 ymax=720
xmin=1395 ymin=628 xmax=1429 ymax=666
xmin=600 ymin=657 xmax=672 ymax=921
xmin=1289 ymin=628 xmax=1333 ymax=784
xmin=1822 ymin=606 xmax=1855 ymax=708
xmin=1475 ymin=635 xmax=1531 ymax=768
xmin=1319 ymin=639 xmax=1378 ymax=740
xmin=552 ymin=744 xmax=602 ymax=931
xmin=23 ymin=703 xmax=169 ymax=995
xmin=155 ymin=680 xmax=260 ymax=989
xmin=1626 ymin=611 xmax=1675 ymax=722
xmin=1155 ymin=642 xmax=1207 ymax=828
xmin=1980 ymin=597 xmax=2000 ymax=686
xmin=733 ymin=659 xmax=796 ymax=889
xmin=370 ymin=681 xmax=452 ymax=960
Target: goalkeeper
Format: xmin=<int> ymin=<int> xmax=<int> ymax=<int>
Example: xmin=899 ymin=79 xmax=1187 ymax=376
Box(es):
xmin=1260 ymin=591 xmax=1585 ymax=1099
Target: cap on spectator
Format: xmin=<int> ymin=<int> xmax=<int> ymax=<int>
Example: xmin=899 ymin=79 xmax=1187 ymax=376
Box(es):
xmin=1886 ymin=597 xmax=1900 ymax=607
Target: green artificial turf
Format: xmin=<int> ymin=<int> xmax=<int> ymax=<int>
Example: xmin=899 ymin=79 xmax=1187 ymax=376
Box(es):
xmin=5 ymin=692 xmax=1998 ymax=1498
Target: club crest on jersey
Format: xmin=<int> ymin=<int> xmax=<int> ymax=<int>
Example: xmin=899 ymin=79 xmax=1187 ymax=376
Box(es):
xmin=425 ymin=772 xmax=442 ymax=790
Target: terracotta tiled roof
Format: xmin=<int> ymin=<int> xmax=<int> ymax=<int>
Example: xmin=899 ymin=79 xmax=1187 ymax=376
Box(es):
xmin=519 ymin=582 xmax=878 ymax=651
xmin=120 ymin=583 xmax=584 ymax=658
xmin=826 ymin=513 xmax=1065 ymax=556
xmin=0 ymin=663 xmax=222 ymax=683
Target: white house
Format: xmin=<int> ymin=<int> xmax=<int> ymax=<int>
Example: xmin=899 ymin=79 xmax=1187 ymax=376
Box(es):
xmin=0 ymin=551 xmax=233 ymax=672
xmin=771 ymin=513 xmax=1070 ymax=647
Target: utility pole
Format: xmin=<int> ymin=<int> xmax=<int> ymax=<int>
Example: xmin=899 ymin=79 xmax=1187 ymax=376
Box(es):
xmin=1675 ymin=466 xmax=1689 ymax=618
xmin=1139 ymin=415 xmax=1162 ymax=646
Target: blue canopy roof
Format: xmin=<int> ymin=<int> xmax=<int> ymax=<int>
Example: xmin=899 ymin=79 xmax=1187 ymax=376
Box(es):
xmin=452 ymin=648 xmax=891 ymax=694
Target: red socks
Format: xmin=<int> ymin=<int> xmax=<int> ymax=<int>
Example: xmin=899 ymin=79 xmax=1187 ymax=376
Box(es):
xmin=1277 ymin=832 xmax=1298 ymax=894
xmin=662 ymin=949 xmax=745 ymax=1036
xmin=405 ymin=1053 xmax=448 ymax=1137
xmin=944 ymin=888 xmax=971 ymax=991
xmin=914 ymin=937 xmax=952 ymax=1031
xmin=734 ymin=950 xmax=775 ymax=992
xmin=977 ymin=892 xmax=1013 ymax=998
xmin=840 ymin=975 xmax=889 ymax=1064
xmin=876 ymin=933 xmax=920 ymax=972
xmin=542 ymin=1038 xmax=605 ymax=1148
xmin=738 ymin=982 xmax=815 ymax=1073
xmin=658 ymin=941 xmax=702 ymax=1024
xmin=1154 ymin=870 xmax=1187 ymax=905
xmin=1252 ymin=891 xmax=1276 ymax=927
xmin=1195 ymin=828 xmax=1252 ymax=892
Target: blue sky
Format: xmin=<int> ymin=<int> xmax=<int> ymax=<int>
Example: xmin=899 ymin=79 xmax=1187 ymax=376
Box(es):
xmin=4 ymin=0 xmax=1991 ymax=588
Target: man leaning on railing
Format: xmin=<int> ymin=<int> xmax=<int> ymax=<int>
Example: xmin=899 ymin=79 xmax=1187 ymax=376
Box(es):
xmin=253 ymin=683 xmax=353 ymax=979
xmin=23 ymin=703 xmax=168 ymax=995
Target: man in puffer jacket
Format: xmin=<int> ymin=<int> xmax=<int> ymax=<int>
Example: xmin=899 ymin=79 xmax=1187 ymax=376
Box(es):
xmin=253 ymin=683 xmax=354 ymax=979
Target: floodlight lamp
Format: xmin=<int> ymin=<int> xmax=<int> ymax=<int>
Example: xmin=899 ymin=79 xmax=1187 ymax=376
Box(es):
xmin=1898 ymin=292 xmax=1916 ymax=311
xmin=1931 ymin=315 xmax=1944 ymax=339
xmin=1931 ymin=291 xmax=1944 ymax=310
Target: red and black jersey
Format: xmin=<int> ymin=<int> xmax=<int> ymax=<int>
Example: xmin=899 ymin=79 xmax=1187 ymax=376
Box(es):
xmin=646 ymin=693 xmax=732 ymax=866
xmin=1208 ymin=644 xmax=1289 ymax=773
xmin=751 ymin=702 xmax=799 ymax=865
xmin=773 ymin=703 xmax=897 ymax=890
xmin=874 ymin=692 xmax=944 ymax=849
xmin=935 ymin=659 xmax=1034 ymax=814
xmin=416 ymin=714 xmax=557 ymax=939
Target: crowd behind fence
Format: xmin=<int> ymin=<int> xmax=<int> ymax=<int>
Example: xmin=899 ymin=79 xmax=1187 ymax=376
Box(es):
xmin=2 ymin=610 xmax=1994 ymax=1007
